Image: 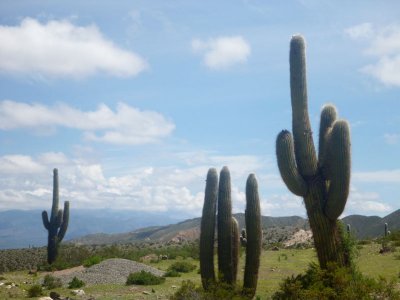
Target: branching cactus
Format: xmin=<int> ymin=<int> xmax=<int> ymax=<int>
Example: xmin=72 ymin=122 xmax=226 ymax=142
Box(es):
xmin=276 ymin=35 xmax=351 ymax=268
xmin=42 ymin=168 xmax=70 ymax=264
xmin=200 ymin=167 xmax=262 ymax=298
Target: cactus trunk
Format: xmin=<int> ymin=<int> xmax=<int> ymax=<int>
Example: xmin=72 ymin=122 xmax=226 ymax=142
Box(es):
xmin=243 ymin=174 xmax=262 ymax=298
xmin=217 ymin=166 xmax=233 ymax=284
xmin=200 ymin=168 xmax=218 ymax=289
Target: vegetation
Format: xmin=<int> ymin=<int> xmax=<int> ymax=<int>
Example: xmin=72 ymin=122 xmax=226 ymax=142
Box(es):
xmin=42 ymin=168 xmax=70 ymax=264
xmin=167 ymin=261 xmax=196 ymax=273
xmin=42 ymin=274 xmax=62 ymax=289
xmin=68 ymin=276 xmax=85 ymax=288
xmin=126 ymin=270 xmax=166 ymax=285
xmin=200 ymin=167 xmax=262 ymax=298
xmin=276 ymin=35 xmax=351 ymax=269
xmin=272 ymin=263 xmax=400 ymax=300
xmin=27 ymin=284 xmax=43 ymax=297
xmin=83 ymin=255 xmax=103 ymax=267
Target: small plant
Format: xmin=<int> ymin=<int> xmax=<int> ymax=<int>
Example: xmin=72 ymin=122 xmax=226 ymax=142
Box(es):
xmin=83 ymin=255 xmax=103 ymax=267
xmin=126 ymin=271 xmax=165 ymax=285
xmin=68 ymin=276 xmax=85 ymax=289
xmin=27 ymin=284 xmax=43 ymax=297
xmin=164 ymin=269 xmax=181 ymax=277
xmin=42 ymin=274 xmax=62 ymax=289
xmin=168 ymin=261 xmax=196 ymax=273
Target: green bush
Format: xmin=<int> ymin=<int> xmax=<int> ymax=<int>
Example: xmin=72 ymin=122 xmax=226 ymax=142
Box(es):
xmin=272 ymin=262 xmax=400 ymax=300
xmin=83 ymin=255 xmax=103 ymax=267
xmin=68 ymin=276 xmax=85 ymax=288
xmin=42 ymin=274 xmax=62 ymax=289
xmin=27 ymin=284 xmax=43 ymax=297
xmin=167 ymin=261 xmax=196 ymax=273
xmin=126 ymin=270 xmax=165 ymax=285
xmin=164 ymin=269 xmax=181 ymax=277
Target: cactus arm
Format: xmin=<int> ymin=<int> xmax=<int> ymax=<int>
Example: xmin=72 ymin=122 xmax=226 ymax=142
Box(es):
xmin=217 ymin=166 xmax=233 ymax=284
xmin=290 ymin=35 xmax=318 ymax=177
xmin=324 ymin=120 xmax=351 ymax=220
xmin=276 ymin=130 xmax=307 ymax=196
xmin=57 ymin=201 xmax=69 ymax=241
xmin=231 ymin=217 xmax=239 ymax=284
xmin=42 ymin=211 xmax=50 ymax=230
xmin=243 ymin=174 xmax=262 ymax=298
xmin=318 ymin=104 xmax=337 ymax=174
xmin=200 ymin=168 xmax=218 ymax=290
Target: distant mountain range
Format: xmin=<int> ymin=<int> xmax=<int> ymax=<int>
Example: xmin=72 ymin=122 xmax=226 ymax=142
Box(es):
xmin=0 ymin=209 xmax=398 ymax=249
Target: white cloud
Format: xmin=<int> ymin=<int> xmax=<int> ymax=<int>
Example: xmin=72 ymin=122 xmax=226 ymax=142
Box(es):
xmin=384 ymin=133 xmax=400 ymax=145
xmin=0 ymin=155 xmax=45 ymax=174
xmin=353 ymin=169 xmax=400 ymax=183
xmin=192 ymin=36 xmax=251 ymax=69
xmin=0 ymin=100 xmax=175 ymax=145
xmin=345 ymin=189 xmax=392 ymax=215
xmin=0 ymin=18 xmax=147 ymax=78
xmin=345 ymin=23 xmax=400 ymax=86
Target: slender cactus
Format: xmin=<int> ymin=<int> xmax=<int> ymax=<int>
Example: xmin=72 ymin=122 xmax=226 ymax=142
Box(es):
xmin=384 ymin=223 xmax=389 ymax=237
xmin=217 ymin=166 xmax=233 ymax=284
xmin=346 ymin=224 xmax=351 ymax=236
xmin=42 ymin=169 xmax=70 ymax=264
xmin=276 ymin=35 xmax=351 ymax=268
xmin=243 ymin=174 xmax=262 ymax=298
xmin=200 ymin=168 xmax=263 ymax=297
xmin=200 ymin=168 xmax=218 ymax=289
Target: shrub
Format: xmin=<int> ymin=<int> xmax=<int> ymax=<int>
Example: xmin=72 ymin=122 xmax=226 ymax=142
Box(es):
xmin=68 ymin=276 xmax=85 ymax=289
xmin=83 ymin=255 xmax=103 ymax=267
xmin=126 ymin=271 xmax=165 ymax=285
xmin=27 ymin=284 xmax=43 ymax=297
xmin=272 ymin=262 xmax=400 ymax=300
xmin=167 ymin=261 xmax=196 ymax=273
xmin=164 ymin=269 xmax=181 ymax=277
xmin=42 ymin=274 xmax=62 ymax=289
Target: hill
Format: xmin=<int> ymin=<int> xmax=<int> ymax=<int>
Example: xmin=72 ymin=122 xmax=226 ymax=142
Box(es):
xmin=342 ymin=209 xmax=400 ymax=239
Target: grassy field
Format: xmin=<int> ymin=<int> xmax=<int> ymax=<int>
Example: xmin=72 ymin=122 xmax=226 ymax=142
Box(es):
xmin=0 ymin=243 xmax=399 ymax=299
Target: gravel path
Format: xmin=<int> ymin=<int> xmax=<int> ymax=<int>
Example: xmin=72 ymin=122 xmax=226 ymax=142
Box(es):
xmin=54 ymin=258 xmax=165 ymax=286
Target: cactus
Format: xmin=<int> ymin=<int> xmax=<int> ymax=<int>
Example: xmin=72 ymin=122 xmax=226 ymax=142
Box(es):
xmin=42 ymin=169 xmax=69 ymax=264
xmin=346 ymin=224 xmax=351 ymax=236
xmin=384 ymin=223 xmax=389 ymax=237
xmin=276 ymin=35 xmax=351 ymax=268
xmin=243 ymin=174 xmax=262 ymax=298
xmin=199 ymin=168 xmax=218 ymax=289
xmin=199 ymin=167 xmax=262 ymax=298
xmin=240 ymin=228 xmax=247 ymax=246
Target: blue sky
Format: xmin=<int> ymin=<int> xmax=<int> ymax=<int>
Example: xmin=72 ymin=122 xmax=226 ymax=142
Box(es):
xmin=0 ymin=0 xmax=399 ymax=218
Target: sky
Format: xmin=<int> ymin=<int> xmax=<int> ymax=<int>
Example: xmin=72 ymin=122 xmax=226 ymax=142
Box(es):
xmin=0 ymin=0 xmax=399 ymax=219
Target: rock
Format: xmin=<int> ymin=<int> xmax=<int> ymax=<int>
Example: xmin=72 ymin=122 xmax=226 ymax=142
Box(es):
xmin=143 ymin=291 xmax=150 ymax=295
xmin=50 ymin=291 xmax=61 ymax=299
xmin=171 ymin=285 xmax=177 ymax=289
xmin=38 ymin=297 xmax=53 ymax=300
xmin=71 ymin=289 xmax=85 ymax=296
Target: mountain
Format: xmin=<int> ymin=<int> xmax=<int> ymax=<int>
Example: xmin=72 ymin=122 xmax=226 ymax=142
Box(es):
xmin=70 ymin=213 xmax=310 ymax=245
xmin=342 ymin=209 xmax=400 ymax=239
xmin=0 ymin=209 xmax=183 ymax=249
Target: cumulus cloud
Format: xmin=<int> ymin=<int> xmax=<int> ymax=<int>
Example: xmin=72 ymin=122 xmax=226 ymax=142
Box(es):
xmin=345 ymin=189 xmax=392 ymax=215
xmin=0 ymin=18 xmax=147 ymax=78
xmin=345 ymin=23 xmax=400 ymax=86
xmin=0 ymin=100 xmax=175 ymax=145
xmin=192 ymin=36 xmax=251 ymax=69
xmin=353 ymin=169 xmax=400 ymax=183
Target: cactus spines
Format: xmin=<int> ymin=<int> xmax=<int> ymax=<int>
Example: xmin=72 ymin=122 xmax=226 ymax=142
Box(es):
xmin=42 ymin=168 xmax=70 ymax=264
xmin=243 ymin=174 xmax=262 ymax=298
xmin=276 ymin=35 xmax=351 ymax=269
xmin=200 ymin=168 xmax=218 ymax=289
xmin=199 ymin=168 xmax=263 ymax=296
xmin=217 ymin=166 xmax=233 ymax=284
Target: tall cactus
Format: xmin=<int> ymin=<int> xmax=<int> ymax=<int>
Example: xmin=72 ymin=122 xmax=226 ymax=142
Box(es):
xmin=276 ymin=35 xmax=351 ymax=268
xmin=200 ymin=168 xmax=218 ymax=289
xmin=42 ymin=168 xmax=70 ymax=264
xmin=243 ymin=174 xmax=262 ymax=298
xmin=200 ymin=167 xmax=262 ymax=298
